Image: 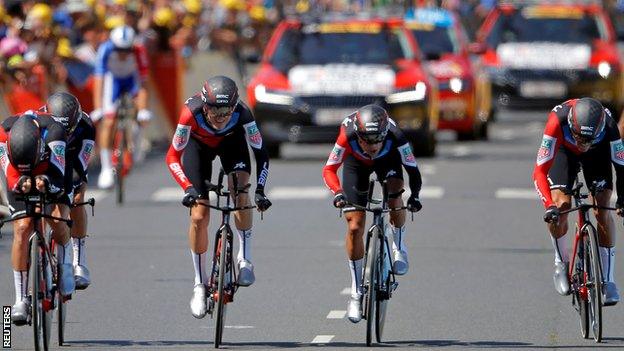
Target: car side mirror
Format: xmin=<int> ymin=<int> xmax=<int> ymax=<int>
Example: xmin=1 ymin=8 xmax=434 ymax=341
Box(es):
xmin=468 ymin=42 xmax=487 ymax=55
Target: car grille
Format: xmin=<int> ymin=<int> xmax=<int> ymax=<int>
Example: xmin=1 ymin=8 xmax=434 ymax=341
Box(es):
xmin=298 ymin=95 xmax=386 ymax=108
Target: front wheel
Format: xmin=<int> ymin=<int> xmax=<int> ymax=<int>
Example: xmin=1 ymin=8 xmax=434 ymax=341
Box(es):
xmin=57 ymin=276 xmax=66 ymax=346
xmin=30 ymin=235 xmax=50 ymax=351
xmin=364 ymin=227 xmax=379 ymax=347
xmin=375 ymin=239 xmax=390 ymax=343
xmin=214 ymin=230 xmax=229 ymax=348
xmin=585 ymin=225 xmax=603 ymax=342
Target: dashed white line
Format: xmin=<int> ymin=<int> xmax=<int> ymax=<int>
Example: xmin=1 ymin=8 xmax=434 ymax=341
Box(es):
xmin=340 ymin=287 xmax=351 ymax=295
xmin=326 ymin=310 xmax=346 ymax=319
xmin=85 ymin=189 xmax=109 ymax=202
xmin=268 ymin=186 xmax=330 ymax=200
xmin=417 ymin=186 xmax=445 ymax=199
xmin=452 ymin=145 xmax=471 ymax=157
xmin=311 ymin=335 xmax=334 ymax=344
xmin=151 ymin=187 xmax=215 ymax=202
xmin=420 ymin=164 xmax=436 ymax=175
xmin=495 ymin=188 xmax=536 ymax=199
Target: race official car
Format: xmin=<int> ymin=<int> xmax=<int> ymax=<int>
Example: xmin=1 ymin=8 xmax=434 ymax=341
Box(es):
xmin=407 ymin=8 xmax=492 ymax=140
xmin=246 ymin=16 xmax=440 ymax=158
xmin=472 ymin=1 xmax=624 ymax=114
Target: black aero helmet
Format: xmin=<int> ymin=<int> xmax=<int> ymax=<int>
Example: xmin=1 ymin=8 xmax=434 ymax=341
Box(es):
xmin=353 ymin=104 xmax=390 ymax=144
xmin=201 ymin=76 xmax=239 ymax=108
xmin=46 ymin=92 xmax=82 ymax=133
xmin=8 ymin=115 xmax=42 ymax=173
xmin=568 ymin=97 xmax=606 ymax=143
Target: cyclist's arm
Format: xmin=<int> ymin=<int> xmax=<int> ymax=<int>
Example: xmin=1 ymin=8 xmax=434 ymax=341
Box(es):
xmin=240 ymin=109 xmax=269 ymax=190
xmin=532 ymin=113 xmax=563 ymax=208
xmin=0 ymin=128 xmax=20 ymax=191
xmin=322 ymin=127 xmax=350 ymax=194
xmin=165 ymin=108 xmax=194 ymax=190
xmin=43 ymin=123 xmax=67 ymax=195
xmin=73 ymin=117 xmax=96 ymax=183
xmin=397 ymin=142 xmax=422 ymax=198
xmin=92 ymin=43 xmax=111 ymax=111
xmin=134 ymin=45 xmax=150 ymax=112
xmin=606 ymin=117 xmax=624 ymax=202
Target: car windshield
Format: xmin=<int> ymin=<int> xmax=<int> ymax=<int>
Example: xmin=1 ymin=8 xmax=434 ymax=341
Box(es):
xmin=270 ymin=26 xmax=412 ymax=72
xmin=411 ymin=26 xmax=459 ymax=56
xmin=486 ymin=8 xmax=605 ymax=47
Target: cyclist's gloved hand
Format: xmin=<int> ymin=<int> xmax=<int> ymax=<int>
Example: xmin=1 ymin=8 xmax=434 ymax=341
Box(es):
xmin=16 ymin=176 xmax=31 ymax=194
xmin=333 ymin=192 xmax=347 ymax=208
xmin=616 ymin=199 xmax=624 ymax=217
xmin=34 ymin=175 xmax=50 ymax=193
xmin=182 ymin=186 xmax=199 ymax=207
xmin=137 ymin=109 xmax=153 ymax=122
xmin=407 ymin=195 xmax=422 ymax=212
xmin=90 ymin=108 xmax=103 ymax=122
xmin=254 ymin=189 xmax=272 ymax=211
xmin=544 ymin=205 xmax=560 ymax=223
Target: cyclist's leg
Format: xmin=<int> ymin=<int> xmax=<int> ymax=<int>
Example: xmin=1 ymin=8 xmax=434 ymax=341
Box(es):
xmin=8 ymin=193 xmax=34 ymax=322
xmin=582 ymin=148 xmax=617 ymax=293
xmin=97 ymin=73 xmax=120 ymax=188
xmin=343 ymin=156 xmax=371 ymax=298
xmin=182 ymin=137 xmax=216 ymax=287
xmin=71 ymin=182 xmax=91 ymax=287
xmin=374 ymin=152 xmax=406 ymax=251
xmin=547 ymin=146 xmax=578 ymax=263
xmin=46 ymin=201 xmax=74 ymax=296
xmin=218 ymin=129 xmax=252 ymax=264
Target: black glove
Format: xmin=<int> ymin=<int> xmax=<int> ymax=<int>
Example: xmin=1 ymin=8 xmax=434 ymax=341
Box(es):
xmin=616 ymin=199 xmax=624 ymax=217
xmin=254 ymin=189 xmax=272 ymax=211
xmin=182 ymin=187 xmax=200 ymax=207
xmin=333 ymin=192 xmax=347 ymax=208
xmin=544 ymin=205 xmax=560 ymax=223
xmin=407 ymin=195 xmax=422 ymax=212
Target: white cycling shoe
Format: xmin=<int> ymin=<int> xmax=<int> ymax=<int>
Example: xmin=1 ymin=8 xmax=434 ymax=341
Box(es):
xmin=237 ymin=259 xmax=255 ymax=287
xmin=59 ymin=263 xmax=76 ymax=297
xmin=190 ymin=284 xmax=207 ymax=319
xmin=553 ymin=262 xmax=570 ymax=296
xmin=392 ymin=249 xmax=409 ymax=276
xmin=347 ymin=295 xmax=362 ymax=323
xmin=74 ymin=264 xmax=91 ymax=290
xmin=97 ymin=168 xmax=114 ymax=189
xmin=11 ymin=299 xmax=30 ymax=326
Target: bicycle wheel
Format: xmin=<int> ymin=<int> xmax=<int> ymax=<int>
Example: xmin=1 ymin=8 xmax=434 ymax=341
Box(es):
xmin=584 ymin=225 xmax=602 ymax=342
xmin=214 ymin=229 xmax=229 ymax=348
xmin=30 ymin=235 xmax=50 ymax=351
xmin=114 ymin=127 xmax=125 ymax=205
xmin=375 ymin=239 xmax=390 ymax=343
xmin=573 ymin=241 xmax=589 ymax=339
xmin=364 ymin=227 xmax=379 ymax=347
xmin=57 ymin=265 xmax=66 ymax=346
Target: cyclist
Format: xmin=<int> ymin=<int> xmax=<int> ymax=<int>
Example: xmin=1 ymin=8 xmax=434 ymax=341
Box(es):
xmin=322 ymin=104 xmax=423 ymax=323
xmin=0 ymin=113 xmax=74 ymax=325
xmin=165 ymin=76 xmax=272 ymax=319
xmin=91 ymin=24 xmax=152 ymax=189
xmin=43 ymin=92 xmax=96 ymax=289
xmin=533 ymin=97 xmax=622 ymax=305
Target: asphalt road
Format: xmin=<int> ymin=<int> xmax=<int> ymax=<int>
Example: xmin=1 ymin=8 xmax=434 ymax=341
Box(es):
xmin=1 ymin=55 xmax=624 ymax=350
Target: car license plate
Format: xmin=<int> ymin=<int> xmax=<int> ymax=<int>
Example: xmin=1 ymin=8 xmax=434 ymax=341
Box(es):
xmin=314 ymin=109 xmax=355 ymax=126
xmin=519 ymin=81 xmax=567 ymax=98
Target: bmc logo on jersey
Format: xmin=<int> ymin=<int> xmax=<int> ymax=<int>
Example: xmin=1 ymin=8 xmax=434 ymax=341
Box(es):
xmin=172 ymin=125 xmax=191 ymax=151
xmin=537 ymin=135 xmax=556 ymax=166
xmin=244 ymin=122 xmax=262 ymax=148
xmin=398 ymin=144 xmax=417 ymax=167
xmin=0 ymin=143 xmax=8 ymax=172
xmin=611 ymin=140 xmax=624 ymax=166
xmin=49 ymin=141 xmax=66 ymax=171
xmin=79 ymin=140 xmax=94 ymax=169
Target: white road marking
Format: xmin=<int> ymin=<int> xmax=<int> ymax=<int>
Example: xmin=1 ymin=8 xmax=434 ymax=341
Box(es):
xmin=328 ymin=240 xmax=344 ymax=247
xmin=268 ymin=186 xmax=330 ymax=200
xmin=420 ymin=164 xmax=436 ymax=175
xmin=498 ymin=129 xmax=515 ymax=140
xmin=85 ymin=189 xmax=109 ymax=202
xmin=326 ymin=310 xmax=346 ymax=319
xmin=340 ymin=287 xmax=351 ymax=295
xmin=495 ymin=188 xmax=536 ymax=199
xmin=151 ymin=187 xmax=216 ymax=202
xmin=225 ymin=325 xmax=255 ymax=329
xmin=417 ymin=186 xmax=445 ymax=199
xmin=452 ymin=145 xmax=471 ymax=157
xmin=311 ymin=335 xmax=334 ymax=344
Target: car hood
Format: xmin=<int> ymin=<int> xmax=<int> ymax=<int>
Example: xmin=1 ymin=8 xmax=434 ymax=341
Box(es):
xmin=496 ymin=42 xmax=591 ymax=70
xmin=287 ymin=64 xmax=396 ymax=96
xmin=426 ymin=57 xmax=466 ymax=79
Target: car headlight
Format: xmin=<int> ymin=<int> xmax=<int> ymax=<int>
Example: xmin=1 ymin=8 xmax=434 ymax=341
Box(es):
xmin=449 ymin=77 xmax=463 ymax=93
xmin=385 ymin=82 xmax=427 ymax=104
xmin=254 ymin=84 xmax=294 ymax=106
xmin=598 ymin=61 xmax=611 ymax=79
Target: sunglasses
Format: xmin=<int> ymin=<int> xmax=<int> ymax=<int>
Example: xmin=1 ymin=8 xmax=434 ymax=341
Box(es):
xmin=358 ymin=135 xmax=385 ymax=145
xmin=206 ymin=106 xmax=234 ymax=118
xmin=571 ymin=130 xmax=594 ymax=146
